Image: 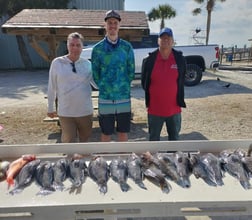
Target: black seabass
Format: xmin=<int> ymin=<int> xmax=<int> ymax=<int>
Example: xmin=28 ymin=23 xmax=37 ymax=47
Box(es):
xmin=5 ymin=148 xmax=252 ymax=196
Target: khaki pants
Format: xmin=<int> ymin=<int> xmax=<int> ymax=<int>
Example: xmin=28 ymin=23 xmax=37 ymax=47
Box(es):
xmin=59 ymin=114 xmax=93 ymax=143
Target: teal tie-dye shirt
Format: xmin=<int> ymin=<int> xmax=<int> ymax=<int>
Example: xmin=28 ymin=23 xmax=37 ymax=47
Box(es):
xmin=91 ymin=37 xmax=135 ymax=100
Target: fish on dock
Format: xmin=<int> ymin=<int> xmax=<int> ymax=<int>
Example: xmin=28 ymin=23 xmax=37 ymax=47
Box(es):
xmin=141 ymin=151 xmax=172 ymax=194
xmin=110 ymin=157 xmax=130 ymax=192
xmin=35 ymin=161 xmax=55 ymax=195
xmin=200 ymin=153 xmax=224 ymax=186
xmin=126 ymin=153 xmax=146 ymax=190
xmin=53 ymin=158 xmax=69 ymax=191
xmin=190 ymin=154 xmax=218 ymax=187
xmin=9 ymin=159 xmax=41 ymax=195
xmin=220 ymin=151 xmax=251 ymax=190
xmin=68 ymin=157 xmax=88 ymax=191
xmin=88 ymin=156 xmax=109 ymax=194
xmin=6 ymin=154 xmax=36 ymax=187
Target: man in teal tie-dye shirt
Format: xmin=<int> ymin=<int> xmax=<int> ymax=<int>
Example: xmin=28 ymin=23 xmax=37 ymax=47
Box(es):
xmin=91 ymin=10 xmax=135 ymax=142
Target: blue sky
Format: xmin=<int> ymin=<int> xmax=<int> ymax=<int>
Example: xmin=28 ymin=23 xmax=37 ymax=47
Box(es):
xmin=125 ymin=0 xmax=252 ymax=47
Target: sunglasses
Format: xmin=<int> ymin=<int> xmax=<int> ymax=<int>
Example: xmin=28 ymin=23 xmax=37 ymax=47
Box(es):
xmin=71 ymin=62 xmax=76 ymax=73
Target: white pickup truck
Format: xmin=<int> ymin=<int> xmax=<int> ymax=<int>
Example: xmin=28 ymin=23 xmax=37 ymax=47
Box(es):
xmin=81 ymin=34 xmax=219 ymax=86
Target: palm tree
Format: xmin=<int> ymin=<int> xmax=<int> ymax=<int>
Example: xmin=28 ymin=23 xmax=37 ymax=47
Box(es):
xmin=148 ymin=4 xmax=176 ymax=30
xmin=192 ymin=0 xmax=226 ymax=45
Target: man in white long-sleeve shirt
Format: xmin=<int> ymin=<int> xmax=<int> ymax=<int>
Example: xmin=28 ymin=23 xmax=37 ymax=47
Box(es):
xmin=47 ymin=32 xmax=94 ymax=142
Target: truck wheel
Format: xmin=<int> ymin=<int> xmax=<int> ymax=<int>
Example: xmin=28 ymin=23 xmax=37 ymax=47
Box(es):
xmin=185 ymin=64 xmax=202 ymax=86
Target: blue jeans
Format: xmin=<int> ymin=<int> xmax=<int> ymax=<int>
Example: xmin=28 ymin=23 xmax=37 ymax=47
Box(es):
xmin=148 ymin=113 xmax=181 ymax=141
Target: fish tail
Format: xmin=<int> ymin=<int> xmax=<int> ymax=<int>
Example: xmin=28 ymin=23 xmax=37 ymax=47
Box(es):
xmin=137 ymin=181 xmax=147 ymax=190
xmin=216 ymin=178 xmax=224 ymax=186
xmin=36 ymin=188 xmax=55 ymax=196
xmin=120 ymin=182 xmax=130 ymax=192
xmin=160 ymin=181 xmax=172 ymax=194
xmin=9 ymin=187 xmax=23 ymax=195
xmin=53 ymin=183 xmax=65 ymax=191
xmin=240 ymin=180 xmax=251 ymax=190
xmin=99 ymin=184 xmax=107 ymax=194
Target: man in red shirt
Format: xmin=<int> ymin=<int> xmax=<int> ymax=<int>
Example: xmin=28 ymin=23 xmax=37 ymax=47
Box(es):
xmin=141 ymin=27 xmax=186 ymax=141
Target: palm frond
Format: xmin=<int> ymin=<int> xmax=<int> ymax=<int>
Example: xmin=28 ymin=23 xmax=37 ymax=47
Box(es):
xmin=194 ymin=0 xmax=204 ymax=3
xmin=192 ymin=8 xmax=201 ymax=16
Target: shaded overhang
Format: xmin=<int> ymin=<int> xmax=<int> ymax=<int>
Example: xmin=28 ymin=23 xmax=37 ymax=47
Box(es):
xmin=1 ymin=9 xmax=150 ymax=61
xmin=2 ymin=9 xmax=150 ymax=42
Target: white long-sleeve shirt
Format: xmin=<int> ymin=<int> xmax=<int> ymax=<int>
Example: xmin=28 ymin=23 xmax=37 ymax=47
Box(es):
xmin=47 ymin=55 xmax=94 ymax=117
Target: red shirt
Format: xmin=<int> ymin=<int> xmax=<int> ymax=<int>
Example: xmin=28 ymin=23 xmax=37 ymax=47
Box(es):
xmin=148 ymin=51 xmax=181 ymax=117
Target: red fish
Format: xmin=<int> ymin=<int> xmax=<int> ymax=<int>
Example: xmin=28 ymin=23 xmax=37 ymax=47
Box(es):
xmin=6 ymin=154 xmax=36 ymax=187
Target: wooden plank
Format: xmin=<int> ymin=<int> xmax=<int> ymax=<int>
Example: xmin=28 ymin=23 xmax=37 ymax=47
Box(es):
xmin=44 ymin=92 xmax=98 ymax=123
xmin=43 ymin=117 xmax=59 ymax=122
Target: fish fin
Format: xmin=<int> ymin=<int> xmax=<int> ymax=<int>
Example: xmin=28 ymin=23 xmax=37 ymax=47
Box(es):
xmin=36 ymin=187 xmax=55 ymax=196
xmin=9 ymin=187 xmax=23 ymax=195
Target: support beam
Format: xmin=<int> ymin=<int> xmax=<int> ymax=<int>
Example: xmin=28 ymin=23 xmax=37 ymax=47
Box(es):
xmin=28 ymin=35 xmax=59 ymax=62
xmin=28 ymin=35 xmax=50 ymax=62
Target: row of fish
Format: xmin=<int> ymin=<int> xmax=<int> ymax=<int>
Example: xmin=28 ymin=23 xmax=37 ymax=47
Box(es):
xmin=1 ymin=147 xmax=252 ymax=195
xmin=1 ymin=153 xmax=145 ymax=195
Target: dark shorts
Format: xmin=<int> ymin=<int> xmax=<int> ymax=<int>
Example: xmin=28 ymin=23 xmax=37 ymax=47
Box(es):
xmin=98 ymin=112 xmax=131 ymax=135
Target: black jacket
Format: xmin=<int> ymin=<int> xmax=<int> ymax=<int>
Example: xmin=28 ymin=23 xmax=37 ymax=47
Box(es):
xmin=141 ymin=48 xmax=186 ymax=108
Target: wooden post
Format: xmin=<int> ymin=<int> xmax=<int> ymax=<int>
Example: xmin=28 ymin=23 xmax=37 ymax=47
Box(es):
xmin=47 ymin=35 xmax=59 ymax=62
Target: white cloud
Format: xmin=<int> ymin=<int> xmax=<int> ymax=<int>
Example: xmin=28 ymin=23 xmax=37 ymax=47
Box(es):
xmin=209 ymin=0 xmax=252 ymax=47
xmin=146 ymin=0 xmax=252 ymax=47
